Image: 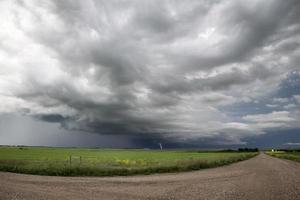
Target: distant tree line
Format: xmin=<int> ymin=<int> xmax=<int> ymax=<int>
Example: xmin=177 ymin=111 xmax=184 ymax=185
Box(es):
xmin=221 ymin=148 xmax=259 ymax=152
xmin=277 ymin=149 xmax=300 ymax=152
xmin=237 ymin=148 xmax=259 ymax=152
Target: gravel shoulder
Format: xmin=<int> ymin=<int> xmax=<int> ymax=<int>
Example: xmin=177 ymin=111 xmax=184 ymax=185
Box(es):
xmin=0 ymin=153 xmax=300 ymax=200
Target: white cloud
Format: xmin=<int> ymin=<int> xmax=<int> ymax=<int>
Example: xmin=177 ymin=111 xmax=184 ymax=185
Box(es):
xmin=284 ymin=142 xmax=300 ymax=146
xmin=243 ymin=111 xmax=295 ymax=123
xmin=266 ymin=104 xmax=278 ymax=108
xmin=242 ymin=111 xmax=297 ymax=131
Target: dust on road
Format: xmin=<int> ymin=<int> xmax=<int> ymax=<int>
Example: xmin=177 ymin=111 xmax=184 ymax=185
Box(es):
xmin=0 ymin=153 xmax=299 ymax=200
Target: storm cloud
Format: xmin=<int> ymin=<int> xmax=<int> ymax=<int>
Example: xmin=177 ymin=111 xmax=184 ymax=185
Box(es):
xmin=0 ymin=0 xmax=300 ymax=147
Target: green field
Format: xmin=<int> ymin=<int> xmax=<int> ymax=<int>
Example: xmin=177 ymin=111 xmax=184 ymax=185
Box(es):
xmin=266 ymin=151 xmax=300 ymax=162
xmin=0 ymin=147 xmax=258 ymax=176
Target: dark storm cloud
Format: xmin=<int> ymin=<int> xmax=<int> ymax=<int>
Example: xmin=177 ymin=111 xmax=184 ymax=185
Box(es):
xmin=0 ymin=114 xmax=134 ymax=148
xmin=0 ymin=0 xmax=300 ymax=146
xmin=37 ymin=114 xmax=65 ymax=123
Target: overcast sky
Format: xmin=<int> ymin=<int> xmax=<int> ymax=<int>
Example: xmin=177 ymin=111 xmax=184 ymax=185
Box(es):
xmin=0 ymin=0 xmax=300 ymax=148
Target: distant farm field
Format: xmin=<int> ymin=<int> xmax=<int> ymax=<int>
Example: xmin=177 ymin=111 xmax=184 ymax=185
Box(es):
xmin=0 ymin=147 xmax=258 ymax=176
xmin=266 ymin=151 xmax=300 ymax=162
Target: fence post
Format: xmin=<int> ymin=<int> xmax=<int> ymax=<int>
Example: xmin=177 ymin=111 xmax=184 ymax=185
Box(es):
xmin=69 ymin=156 xmax=72 ymax=166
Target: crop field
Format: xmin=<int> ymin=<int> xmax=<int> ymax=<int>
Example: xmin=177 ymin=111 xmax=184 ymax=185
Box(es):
xmin=266 ymin=151 xmax=300 ymax=162
xmin=0 ymin=147 xmax=258 ymax=176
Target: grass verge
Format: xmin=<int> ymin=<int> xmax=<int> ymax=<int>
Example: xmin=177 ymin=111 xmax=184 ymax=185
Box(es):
xmin=0 ymin=147 xmax=258 ymax=176
xmin=266 ymin=151 xmax=300 ymax=162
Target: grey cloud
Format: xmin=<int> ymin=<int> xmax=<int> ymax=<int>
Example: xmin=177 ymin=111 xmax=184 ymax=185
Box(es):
xmin=0 ymin=0 xmax=300 ymax=146
xmin=151 ymin=65 xmax=278 ymax=95
xmin=273 ymin=98 xmax=290 ymax=103
xmin=170 ymin=0 xmax=300 ymax=72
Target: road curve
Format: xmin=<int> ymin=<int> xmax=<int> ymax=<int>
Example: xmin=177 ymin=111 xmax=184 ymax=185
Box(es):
xmin=0 ymin=153 xmax=299 ymax=200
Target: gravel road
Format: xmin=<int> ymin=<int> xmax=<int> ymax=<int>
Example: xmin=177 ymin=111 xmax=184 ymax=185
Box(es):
xmin=0 ymin=153 xmax=299 ymax=200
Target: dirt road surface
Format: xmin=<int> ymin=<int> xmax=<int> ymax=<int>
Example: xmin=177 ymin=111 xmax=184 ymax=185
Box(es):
xmin=0 ymin=153 xmax=299 ymax=200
